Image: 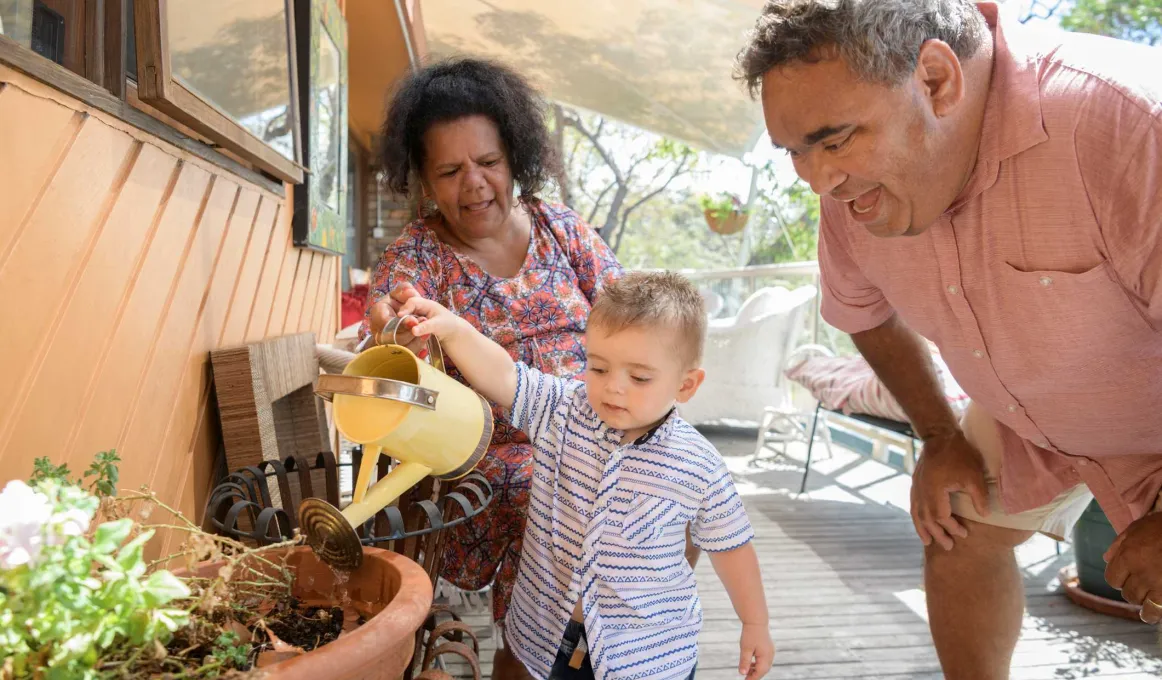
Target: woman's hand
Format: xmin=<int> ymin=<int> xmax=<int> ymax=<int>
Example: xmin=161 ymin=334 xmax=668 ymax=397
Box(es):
xmin=367 ymin=283 xmax=426 ymax=354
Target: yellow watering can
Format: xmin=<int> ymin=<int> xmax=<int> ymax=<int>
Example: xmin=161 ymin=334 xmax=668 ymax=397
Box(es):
xmin=300 ymin=316 xmax=493 ymax=570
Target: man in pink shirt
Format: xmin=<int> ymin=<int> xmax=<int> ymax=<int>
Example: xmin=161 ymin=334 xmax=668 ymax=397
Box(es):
xmin=736 ymin=0 xmax=1161 ymax=677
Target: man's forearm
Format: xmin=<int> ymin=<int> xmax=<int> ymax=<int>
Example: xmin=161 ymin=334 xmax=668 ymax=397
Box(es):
xmin=851 ymin=314 xmax=959 ymax=441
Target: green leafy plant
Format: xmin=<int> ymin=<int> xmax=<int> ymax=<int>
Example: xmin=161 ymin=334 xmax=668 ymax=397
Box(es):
xmin=208 ymin=631 xmax=251 ymax=669
xmin=83 ymin=451 xmax=120 ymax=498
xmin=698 ymin=192 xmax=747 ymax=221
xmin=0 ymin=475 xmax=190 ymax=679
xmin=29 ymin=450 xmax=121 ymax=498
xmin=1 ymin=453 xmax=307 ymax=679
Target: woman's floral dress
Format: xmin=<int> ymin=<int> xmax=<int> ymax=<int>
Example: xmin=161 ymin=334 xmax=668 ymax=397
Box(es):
xmin=360 ymin=199 xmax=622 ymax=622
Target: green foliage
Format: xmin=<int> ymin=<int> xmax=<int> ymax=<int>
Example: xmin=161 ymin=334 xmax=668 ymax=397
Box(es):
xmin=207 ymin=631 xmax=251 ymax=670
xmin=83 ymin=451 xmax=120 ymax=499
xmin=615 ymin=198 xmax=742 ymax=270
xmin=697 ymin=192 xmax=747 ymax=221
xmin=1 ymin=459 xmax=189 ymax=679
xmin=746 ymin=177 xmax=820 ymax=264
xmin=29 ymin=450 xmax=120 ymax=498
xmin=1060 ymin=0 xmax=1162 ymax=45
xmin=30 ymin=458 xmax=72 ymax=487
xmin=651 ymin=138 xmax=698 ymax=164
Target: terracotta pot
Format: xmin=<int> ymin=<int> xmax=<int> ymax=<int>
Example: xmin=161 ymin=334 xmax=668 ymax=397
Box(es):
xmin=180 ymin=546 xmax=433 ymax=679
xmin=1059 ymin=565 xmax=1143 ymax=622
xmin=703 ymin=209 xmax=748 ymax=235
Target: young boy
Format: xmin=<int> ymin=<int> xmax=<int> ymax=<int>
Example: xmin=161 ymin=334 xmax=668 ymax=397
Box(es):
xmin=398 ymin=271 xmax=774 ymax=680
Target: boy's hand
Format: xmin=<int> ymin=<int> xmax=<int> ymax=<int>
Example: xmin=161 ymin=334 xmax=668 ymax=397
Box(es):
xmin=738 ymin=623 xmax=774 ymax=679
xmin=397 ymin=297 xmax=468 ymax=343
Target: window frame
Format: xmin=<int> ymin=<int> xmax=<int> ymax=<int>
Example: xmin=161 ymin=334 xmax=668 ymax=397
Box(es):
xmin=129 ymin=0 xmax=304 ymax=184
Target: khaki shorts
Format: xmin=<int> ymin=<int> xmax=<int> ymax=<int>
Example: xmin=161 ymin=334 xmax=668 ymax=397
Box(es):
xmin=949 ymin=402 xmax=1094 ymax=541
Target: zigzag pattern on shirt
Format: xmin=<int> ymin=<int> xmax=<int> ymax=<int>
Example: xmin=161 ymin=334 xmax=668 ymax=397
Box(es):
xmin=506 ymin=363 xmax=754 ymax=680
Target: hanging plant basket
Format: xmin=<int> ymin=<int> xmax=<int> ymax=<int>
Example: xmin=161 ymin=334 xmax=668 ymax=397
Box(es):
xmin=704 ymin=209 xmax=749 ymax=235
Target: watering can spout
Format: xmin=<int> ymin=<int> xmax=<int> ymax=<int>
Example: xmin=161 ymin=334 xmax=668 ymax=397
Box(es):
xmin=300 ymin=322 xmax=492 ymax=570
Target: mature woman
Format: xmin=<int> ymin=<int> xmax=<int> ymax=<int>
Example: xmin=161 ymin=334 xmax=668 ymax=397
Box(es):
xmin=360 ymin=57 xmax=622 ymax=675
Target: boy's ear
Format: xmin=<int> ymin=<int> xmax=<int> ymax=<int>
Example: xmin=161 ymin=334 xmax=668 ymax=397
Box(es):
xmin=675 ymin=367 xmax=706 ymax=404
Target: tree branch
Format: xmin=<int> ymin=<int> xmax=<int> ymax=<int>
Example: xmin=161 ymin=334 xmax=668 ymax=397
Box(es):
xmin=620 ymin=152 xmax=694 ymax=221
xmin=1018 ymin=0 xmax=1066 ymax=23
xmin=562 ymin=111 xmax=622 ymax=184
xmin=551 ymin=104 xmax=573 ymax=206
xmin=610 ymin=152 xmax=695 ymax=253
xmin=625 ymin=150 xmax=654 ymax=180
xmin=587 ymin=182 xmax=616 ymax=224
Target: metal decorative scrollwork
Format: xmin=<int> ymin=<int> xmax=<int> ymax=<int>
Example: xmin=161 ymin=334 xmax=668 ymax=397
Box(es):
xmin=205 ymin=450 xmax=493 ymax=548
xmin=358 ymin=471 xmax=491 ymax=546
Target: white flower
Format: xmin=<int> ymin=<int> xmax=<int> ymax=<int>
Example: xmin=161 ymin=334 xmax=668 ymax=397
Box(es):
xmin=52 ymin=507 xmax=94 ymax=540
xmin=0 ymin=481 xmax=52 ymax=570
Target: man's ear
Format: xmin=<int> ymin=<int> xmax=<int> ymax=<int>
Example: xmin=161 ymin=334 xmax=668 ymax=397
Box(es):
xmin=914 ymin=39 xmax=966 ymax=118
xmin=675 ymin=368 xmax=706 ymax=404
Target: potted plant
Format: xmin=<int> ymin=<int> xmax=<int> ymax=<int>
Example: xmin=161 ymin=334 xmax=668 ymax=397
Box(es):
xmin=0 ymin=453 xmax=432 ymax=679
xmin=1059 ymin=500 xmax=1142 ymax=621
xmin=699 ymin=192 xmax=749 ymax=235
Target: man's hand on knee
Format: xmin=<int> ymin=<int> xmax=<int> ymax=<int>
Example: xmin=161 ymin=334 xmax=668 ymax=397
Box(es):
xmin=1105 ymin=512 xmax=1162 ymax=624
xmin=911 ymin=432 xmax=991 ymax=551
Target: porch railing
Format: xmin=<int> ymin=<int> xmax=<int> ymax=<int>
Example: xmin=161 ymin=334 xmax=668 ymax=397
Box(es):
xmin=636 ymin=261 xmax=856 ymax=356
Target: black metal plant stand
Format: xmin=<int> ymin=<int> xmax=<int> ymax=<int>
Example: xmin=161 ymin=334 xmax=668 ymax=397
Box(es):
xmin=204 ymin=448 xmax=493 ymax=680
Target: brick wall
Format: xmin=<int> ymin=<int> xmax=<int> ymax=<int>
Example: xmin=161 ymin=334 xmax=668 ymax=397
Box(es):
xmin=364 ymin=171 xmax=414 ymax=269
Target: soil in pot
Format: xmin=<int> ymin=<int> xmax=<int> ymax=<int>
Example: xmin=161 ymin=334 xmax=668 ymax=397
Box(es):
xmin=113 ymin=546 xmax=430 ymax=679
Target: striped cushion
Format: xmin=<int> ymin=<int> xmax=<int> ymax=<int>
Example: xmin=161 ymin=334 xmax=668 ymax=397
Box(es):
xmin=785 ymin=352 xmax=969 ymax=423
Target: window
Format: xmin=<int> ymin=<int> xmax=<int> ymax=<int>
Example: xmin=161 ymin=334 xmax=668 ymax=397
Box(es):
xmin=1 ymin=0 xmax=87 ymax=75
xmin=0 ymin=0 xmax=301 ymax=186
xmin=131 ymin=0 xmax=303 ymax=183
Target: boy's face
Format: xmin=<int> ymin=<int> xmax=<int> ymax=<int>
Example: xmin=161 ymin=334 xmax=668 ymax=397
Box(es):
xmin=583 ymin=323 xmax=704 ymax=436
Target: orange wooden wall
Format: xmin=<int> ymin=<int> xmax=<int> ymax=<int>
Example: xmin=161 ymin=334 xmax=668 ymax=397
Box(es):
xmin=0 ymin=66 xmax=340 ymax=525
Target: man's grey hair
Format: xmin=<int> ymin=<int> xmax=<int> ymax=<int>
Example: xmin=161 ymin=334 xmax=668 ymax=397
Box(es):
xmin=735 ymin=0 xmax=988 ymax=96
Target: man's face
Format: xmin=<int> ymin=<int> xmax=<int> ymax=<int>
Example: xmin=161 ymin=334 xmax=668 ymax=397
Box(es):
xmin=761 ymin=51 xmax=964 ymax=237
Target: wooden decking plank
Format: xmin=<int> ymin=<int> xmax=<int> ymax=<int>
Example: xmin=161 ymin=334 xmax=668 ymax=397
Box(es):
xmin=429 ymin=432 xmax=1161 ymax=679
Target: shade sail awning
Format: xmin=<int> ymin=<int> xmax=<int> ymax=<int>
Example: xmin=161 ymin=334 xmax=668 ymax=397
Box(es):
xmin=421 ymin=0 xmax=768 ymax=157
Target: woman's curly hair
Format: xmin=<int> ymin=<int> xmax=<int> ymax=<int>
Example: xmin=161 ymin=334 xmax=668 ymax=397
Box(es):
xmin=380 ymin=57 xmax=558 ymax=201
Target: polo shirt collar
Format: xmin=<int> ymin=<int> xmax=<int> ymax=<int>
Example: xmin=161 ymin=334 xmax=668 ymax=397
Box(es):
xmin=976 ymin=2 xmax=1048 ymax=164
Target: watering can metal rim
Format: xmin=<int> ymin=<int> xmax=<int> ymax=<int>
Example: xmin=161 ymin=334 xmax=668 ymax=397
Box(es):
xmin=315 ymin=373 xmax=439 ymax=410
xmin=316 ymin=315 xmax=445 ymax=410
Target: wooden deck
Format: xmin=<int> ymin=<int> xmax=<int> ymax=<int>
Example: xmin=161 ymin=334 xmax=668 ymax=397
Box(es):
xmin=435 ymin=430 xmax=1162 ymax=679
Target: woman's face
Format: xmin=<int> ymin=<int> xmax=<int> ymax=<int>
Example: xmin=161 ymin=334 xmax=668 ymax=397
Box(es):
xmin=419 ymin=115 xmax=516 ymax=240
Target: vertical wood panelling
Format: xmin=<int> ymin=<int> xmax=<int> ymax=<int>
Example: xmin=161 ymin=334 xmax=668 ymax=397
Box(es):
xmin=65 ymin=163 xmax=211 ymax=464
xmin=245 ymin=220 xmax=292 ymax=343
xmin=0 ymin=116 xmax=136 ymax=444
xmin=287 ymin=252 xmax=318 ymax=335
xmin=1 ymin=144 xmax=178 ymax=464
xmin=219 ymin=200 xmax=279 ymax=347
xmin=199 ymin=191 xmax=263 ymax=351
xmin=312 ymin=256 xmax=336 ymax=338
xmin=266 ymin=241 xmax=304 ymax=338
xmin=299 ymin=253 xmax=324 ymax=335
xmin=121 ymin=178 xmax=238 ymax=493
xmin=324 ymin=256 xmax=338 ymax=339
xmin=0 ymin=86 xmax=79 ymax=265
xmin=0 ymin=74 xmax=338 ymax=527
xmin=153 ymin=190 xmax=261 ymax=504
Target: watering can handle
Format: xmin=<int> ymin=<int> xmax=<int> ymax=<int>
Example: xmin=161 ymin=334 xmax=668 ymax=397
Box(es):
xmin=379 ymin=315 xmax=446 ymax=373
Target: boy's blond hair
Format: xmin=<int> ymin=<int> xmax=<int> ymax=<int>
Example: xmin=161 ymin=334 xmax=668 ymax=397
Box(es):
xmin=589 ymin=271 xmax=706 ymax=367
